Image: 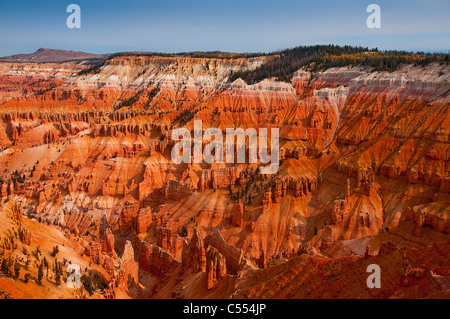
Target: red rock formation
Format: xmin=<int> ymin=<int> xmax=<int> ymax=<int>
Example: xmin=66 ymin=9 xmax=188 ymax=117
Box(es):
xmin=134 ymin=207 xmax=153 ymax=235
xmin=84 ymin=241 xmax=102 ymax=261
xmin=204 ymin=229 xmax=243 ymax=274
xmin=0 ymin=55 xmax=448 ymax=299
xmin=64 ymin=211 xmax=92 ymax=235
xmin=402 ymin=258 xmax=426 ymax=278
xmin=256 ymin=250 xmax=267 ymax=269
xmin=99 ymin=213 xmax=110 ymax=237
xmin=115 ymin=240 xmax=139 ymax=286
xmin=101 ymin=228 xmax=115 ymax=255
xmin=103 ymin=279 xmax=116 ymax=299
xmin=404 ymin=202 xmax=450 ymax=234
xmin=181 ymin=228 xmax=206 ymax=272
xmin=146 ymin=180 xmax=193 ymax=204
xmin=199 ymin=167 xmax=240 ymax=191
xmin=43 ymin=130 xmax=57 ymax=144
xmin=378 ymin=241 xmax=400 ymax=257
xmin=155 ymin=227 xmax=184 ymax=259
xmin=263 ymin=188 xmax=272 ymax=211
xmin=138 ymin=241 xmax=180 ymax=276
xmin=231 ymin=201 xmax=243 ymax=227
xmin=205 ymin=245 xmax=227 ymax=289
xmin=119 ymin=200 xmax=140 ymax=235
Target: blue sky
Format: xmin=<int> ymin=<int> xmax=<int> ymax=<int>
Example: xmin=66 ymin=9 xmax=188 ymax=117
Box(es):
xmin=0 ymin=0 xmax=449 ymax=56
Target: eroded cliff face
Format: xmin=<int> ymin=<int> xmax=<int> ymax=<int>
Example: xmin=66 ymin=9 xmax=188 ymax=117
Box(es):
xmin=0 ymin=56 xmax=448 ymax=298
xmin=0 ymin=55 xmax=271 ymax=112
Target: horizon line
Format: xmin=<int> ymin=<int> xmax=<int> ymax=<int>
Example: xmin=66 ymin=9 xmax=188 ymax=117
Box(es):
xmin=2 ymin=44 xmax=449 ymax=59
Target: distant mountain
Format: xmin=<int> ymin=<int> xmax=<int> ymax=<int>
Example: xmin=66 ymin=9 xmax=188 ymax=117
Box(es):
xmin=0 ymin=48 xmax=110 ymax=64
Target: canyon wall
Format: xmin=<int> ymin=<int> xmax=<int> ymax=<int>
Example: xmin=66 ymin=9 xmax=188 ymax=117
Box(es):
xmin=0 ymin=56 xmax=448 ymax=297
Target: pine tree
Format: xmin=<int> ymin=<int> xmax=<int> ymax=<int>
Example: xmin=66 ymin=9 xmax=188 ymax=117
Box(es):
xmin=51 ymin=245 xmax=59 ymax=257
xmin=1 ymin=258 xmax=9 ymax=275
xmin=43 ymin=257 xmax=49 ymax=278
xmin=55 ymin=268 xmax=61 ymax=285
xmin=8 ymin=254 xmax=13 ymax=270
xmin=54 ymin=259 xmax=62 ymax=285
xmin=25 ymin=256 xmax=30 ymax=270
xmin=37 ymin=262 xmax=44 ymax=285
xmin=82 ymin=275 xmax=94 ymax=296
xmin=13 ymin=260 xmax=20 ymax=279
